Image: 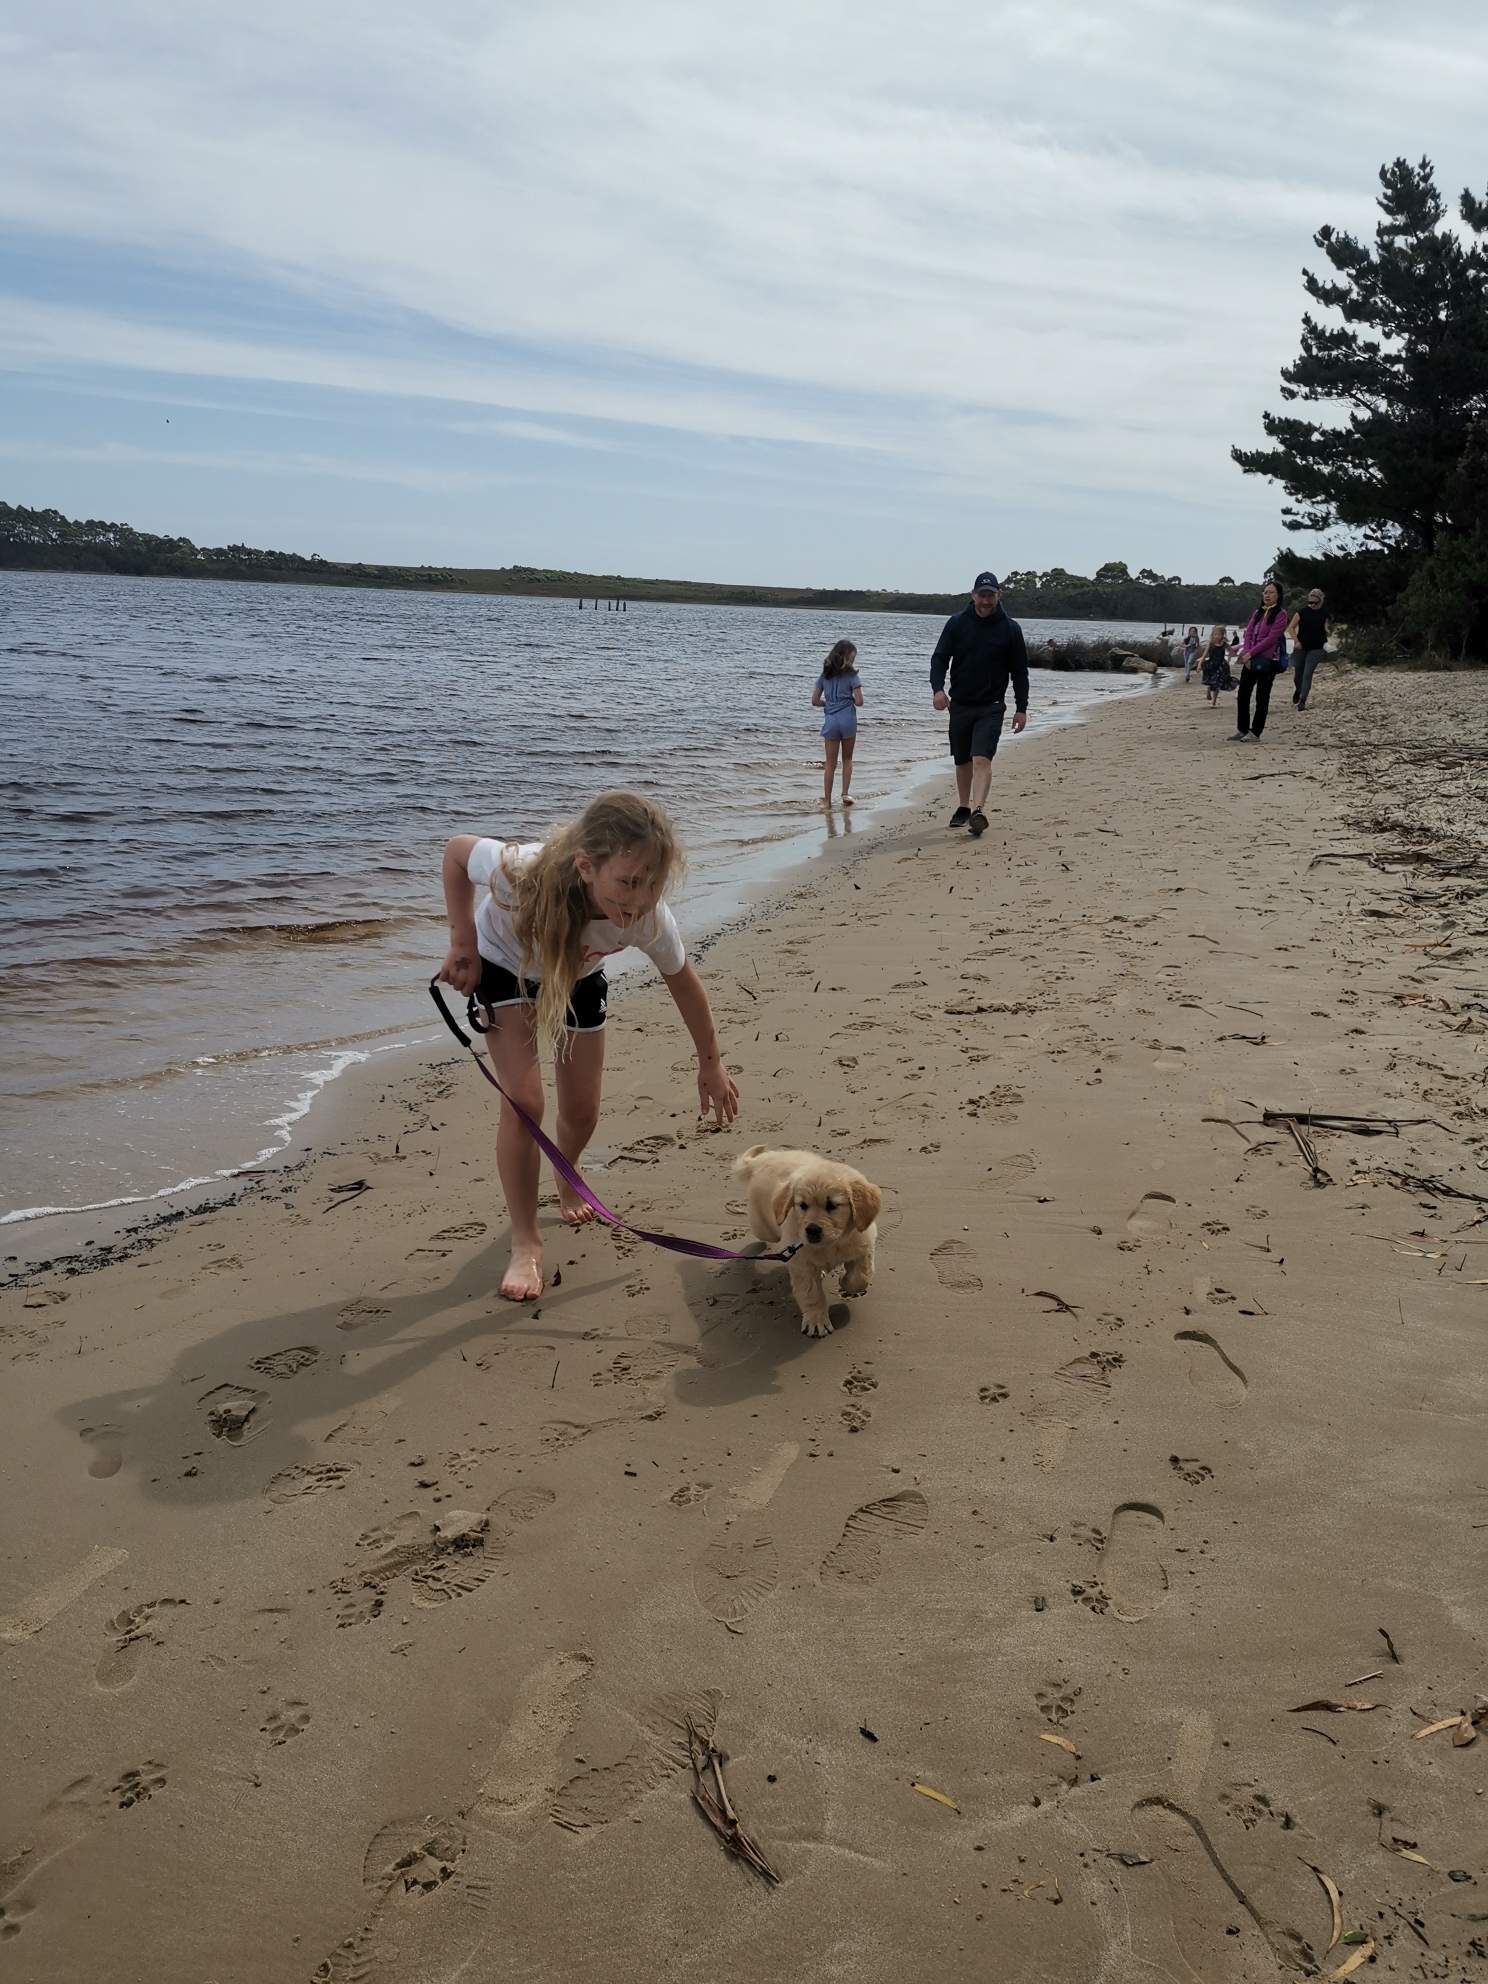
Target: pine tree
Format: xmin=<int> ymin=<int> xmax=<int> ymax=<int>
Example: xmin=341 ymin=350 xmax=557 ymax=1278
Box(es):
xmin=1234 ymin=158 xmax=1488 ymax=630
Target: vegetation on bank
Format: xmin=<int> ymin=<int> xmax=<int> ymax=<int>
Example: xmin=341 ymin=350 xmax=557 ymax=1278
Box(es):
xmin=1236 ymin=156 xmax=1488 ymax=663
xmin=0 ymin=503 xmax=1256 ymax=624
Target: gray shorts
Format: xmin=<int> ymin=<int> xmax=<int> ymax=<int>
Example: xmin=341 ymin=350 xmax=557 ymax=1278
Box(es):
xmin=948 ymin=701 xmax=1005 ymax=765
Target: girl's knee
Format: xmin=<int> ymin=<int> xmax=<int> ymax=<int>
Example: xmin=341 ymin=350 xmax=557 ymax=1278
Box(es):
xmin=501 ymin=1082 xmax=545 ymax=1124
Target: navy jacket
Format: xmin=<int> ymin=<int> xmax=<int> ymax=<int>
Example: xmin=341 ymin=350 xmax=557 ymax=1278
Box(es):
xmin=930 ymin=603 xmax=1030 ymax=710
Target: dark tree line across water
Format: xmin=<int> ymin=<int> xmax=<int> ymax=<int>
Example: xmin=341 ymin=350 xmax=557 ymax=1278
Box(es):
xmin=0 ymin=503 xmax=1255 ymax=625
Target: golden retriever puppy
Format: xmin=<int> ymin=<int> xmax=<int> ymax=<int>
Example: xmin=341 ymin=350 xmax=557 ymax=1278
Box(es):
xmin=732 ymin=1145 xmax=882 ymax=1337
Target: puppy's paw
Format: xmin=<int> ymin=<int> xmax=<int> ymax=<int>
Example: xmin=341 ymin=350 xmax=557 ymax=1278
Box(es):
xmin=840 ymin=1269 xmax=871 ymax=1298
xmin=800 ymin=1313 xmax=835 ymax=1338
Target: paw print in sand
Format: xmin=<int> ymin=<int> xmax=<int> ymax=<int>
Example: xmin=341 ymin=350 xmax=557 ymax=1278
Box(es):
xmin=1035 ymin=1680 xmax=1081 ymax=1725
xmin=1201 ymin=1221 xmax=1229 ymax=1236
xmin=1169 ymin=1455 xmax=1213 ymax=1485
xmin=978 ymin=1383 xmax=1009 ymax=1404
xmin=262 ymin=1702 xmax=312 ymax=1746
xmin=840 ymin=1402 xmax=873 ymax=1433
xmin=110 ymin=1763 xmax=167 ymax=1809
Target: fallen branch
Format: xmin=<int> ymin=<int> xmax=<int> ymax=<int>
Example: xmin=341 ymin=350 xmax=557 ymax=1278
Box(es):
xmin=1261 ymin=1110 xmax=1450 ymax=1138
xmin=686 ymin=1719 xmax=780 ymax=1885
xmin=1274 ymin=1116 xmax=1333 ymax=1187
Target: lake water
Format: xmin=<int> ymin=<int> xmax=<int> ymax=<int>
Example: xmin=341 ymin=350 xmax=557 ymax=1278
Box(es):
xmin=1 ymin=573 xmax=1169 ymax=1224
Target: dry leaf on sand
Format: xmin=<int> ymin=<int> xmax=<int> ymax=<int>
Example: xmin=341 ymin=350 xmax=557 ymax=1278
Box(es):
xmin=1289 ymin=1699 xmax=1384 ymax=1713
xmin=1038 ymin=1732 xmax=1080 ymax=1757
xmin=911 ymin=1782 xmax=960 ymax=1811
xmin=1303 ymin=1861 xmax=1343 ymax=1952
xmin=1327 ymin=1938 xmax=1375 ymax=1980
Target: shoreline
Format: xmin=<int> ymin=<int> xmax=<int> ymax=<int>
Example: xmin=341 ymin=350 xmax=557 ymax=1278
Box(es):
xmin=3 ymin=674 xmax=1157 ymax=1250
xmin=4 ymin=668 xmax=1485 ymax=1982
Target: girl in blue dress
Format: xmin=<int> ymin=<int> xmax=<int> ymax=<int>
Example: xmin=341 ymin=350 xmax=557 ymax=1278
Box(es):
xmin=812 ymin=639 xmax=864 ymax=807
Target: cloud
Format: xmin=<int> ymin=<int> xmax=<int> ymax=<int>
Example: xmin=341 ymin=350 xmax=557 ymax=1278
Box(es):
xmin=2 ymin=0 xmax=1485 ymax=575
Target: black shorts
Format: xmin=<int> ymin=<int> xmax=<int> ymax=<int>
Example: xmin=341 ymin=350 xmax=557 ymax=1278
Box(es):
xmin=475 ymin=959 xmax=608 ymax=1032
xmin=947 ymin=700 xmax=1006 ymax=765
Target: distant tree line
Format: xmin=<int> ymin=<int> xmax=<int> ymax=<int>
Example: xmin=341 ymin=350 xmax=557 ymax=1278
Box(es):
xmin=1235 ymin=156 xmax=1488 ymax=662
xmin=0 ymin=503 xmax=1255 ymax=622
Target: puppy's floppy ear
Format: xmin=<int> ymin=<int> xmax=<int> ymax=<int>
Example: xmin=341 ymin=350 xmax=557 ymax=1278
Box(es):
xmin=848 ymin=1177 xmax=882 ymax=1231
xmin=772 ymin=1177 xmax=797 ymax=1227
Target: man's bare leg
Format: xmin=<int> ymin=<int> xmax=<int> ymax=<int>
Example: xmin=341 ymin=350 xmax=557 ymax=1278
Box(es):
xmin=969 ymin=755 xmax=994 ymax=813
xmin=955 ymin=762 xmax=973 ymax=807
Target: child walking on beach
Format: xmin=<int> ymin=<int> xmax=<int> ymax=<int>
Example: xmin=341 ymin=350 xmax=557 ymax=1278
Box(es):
xmin=812 ymin=639 xmax=863 ymax=807
xmin=439 ymin=792 xmax=739 ymax=1302
xmin=1200 ymin=623 xmax=1234 ymax=706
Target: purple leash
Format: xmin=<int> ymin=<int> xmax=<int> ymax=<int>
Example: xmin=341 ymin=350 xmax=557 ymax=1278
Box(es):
xmin=428 ymin=978 xmax=800 ymax=1264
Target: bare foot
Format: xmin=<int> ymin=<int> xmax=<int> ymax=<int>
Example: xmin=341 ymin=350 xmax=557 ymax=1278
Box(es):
xmin=558 ymin=1179 xmax=597 ymax=1227
xmin=499 ymin=1243 xmax=544 ymax=1302
xmin=841 ymin=794 xmax=854 ymax=806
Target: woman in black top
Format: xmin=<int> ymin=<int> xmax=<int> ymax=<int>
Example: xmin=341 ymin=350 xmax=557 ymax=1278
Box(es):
xmin=1289 ymin=588 xmax=1330 ymax=709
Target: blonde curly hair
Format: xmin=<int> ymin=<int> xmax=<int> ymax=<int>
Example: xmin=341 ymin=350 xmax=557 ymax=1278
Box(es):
xmin=498 ymin=792 xmax=684 ymax=1053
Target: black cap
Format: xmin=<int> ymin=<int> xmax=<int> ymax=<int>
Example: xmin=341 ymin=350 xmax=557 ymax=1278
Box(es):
xmin=972 ymin=571 xmax=1000 ymax=593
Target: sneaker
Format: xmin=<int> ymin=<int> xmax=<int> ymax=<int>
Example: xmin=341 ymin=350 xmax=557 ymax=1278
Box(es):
xmin=948 ymin=806 xmax=971 ymax=828
xmin=968 ymin=810 xmax=988 ymax=836
xmin=1230 ymin=731 xmax=1246 ymax=741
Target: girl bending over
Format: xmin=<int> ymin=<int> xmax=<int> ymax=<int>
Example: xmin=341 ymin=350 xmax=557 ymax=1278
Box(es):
xmin=439 ymin=792 xmax=738 ymax=1301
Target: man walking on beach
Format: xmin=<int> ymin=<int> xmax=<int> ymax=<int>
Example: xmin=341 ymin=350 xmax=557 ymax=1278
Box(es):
xmin=931 ymin=572 xmax=1029 ymax=835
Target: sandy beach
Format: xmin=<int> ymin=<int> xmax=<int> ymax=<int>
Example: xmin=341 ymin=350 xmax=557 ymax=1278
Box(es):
xmin=3 ymin=667 xmax=1486 ymax=1982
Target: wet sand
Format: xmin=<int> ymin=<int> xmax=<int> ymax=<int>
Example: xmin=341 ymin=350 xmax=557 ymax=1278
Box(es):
xmin=3 ymin=666 xmax=1486 ymax=1981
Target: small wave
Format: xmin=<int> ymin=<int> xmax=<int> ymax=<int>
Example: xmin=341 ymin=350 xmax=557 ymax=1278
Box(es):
xmin=1 ymin=1031 xmax=436 ymax=1225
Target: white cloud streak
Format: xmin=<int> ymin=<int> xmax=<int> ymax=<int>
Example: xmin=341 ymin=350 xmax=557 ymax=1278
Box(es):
xmin=1 ymin=0 xmax=1485 ymax=569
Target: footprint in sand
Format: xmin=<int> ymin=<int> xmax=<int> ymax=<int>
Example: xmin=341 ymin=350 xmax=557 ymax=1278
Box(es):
xmin=265 ymin=1461 xmax=359 ymax=1504
xmin=473 ymin=1649 xmax=593 ymax=1824
xmin=324 ymin=1396 xmax=399 ymax=1448
xmin=1129 ymin=1795 xmax=1311 ymax=1979
xmin=336 ymin=1298 xmax=390 ymax=1333
xmin=1029 ymin=1355 xmax=1117 ymax=1470
xmin=693 ymin=1534 xmax=779 ymax=1626
xmin=0 ymin=1763 xmax=164 ymax=1937
xmin=1126 ymin=1191 xmax=1176 ymax=1238
xmin=249 ymin=1344 xmax=319 ymax=1380
xmin=78 ymin=1424 xmax=123 ymax=1479
xmin=95 ymin=1598 xmax=189 ymax=1690
xmin=198 ymin=1381 xmax=270 ymax=1444
xmin=1035 ymin=1679 xmax=1081 ymax=1725
xmin=549 ymin=1689 xmax=721 ymax=1832
xmin=315 ymin=1815 xmax=490 ymax=1984
xmin=931 ymin=1239 xmax=982 ymax=1293
xmin=1175 ymin=1330 xmax=1249 ymax=1407
xmin=1169 ymin=1455 xmax=1213 ymax=1485
xmin=820 ymin=1489 xmax=928 ymax=1585
xmin=987 ymin=1151 xmax=1038 ymax=1193
xmin=261 ymin=1701 xmax=313 ymax=1746
xmin=431 ymin=1221 xmax=487 ymax=1242
xmin=1099 ymin=1503 xmax=1168 ymax=1622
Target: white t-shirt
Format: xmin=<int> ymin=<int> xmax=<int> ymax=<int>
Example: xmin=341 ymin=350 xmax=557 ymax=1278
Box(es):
xmin=467 ymin=839 xmax=686 ymax=981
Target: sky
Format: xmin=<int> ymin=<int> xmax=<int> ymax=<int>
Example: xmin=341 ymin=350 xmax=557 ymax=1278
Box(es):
xmin=2 ymin=1 xmax=1486 ymax=589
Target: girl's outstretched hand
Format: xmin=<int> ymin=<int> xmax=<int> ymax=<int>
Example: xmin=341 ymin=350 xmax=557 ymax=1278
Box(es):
xmin=697 ymin=1058 xmax=739 ymax=1126
xmin=440 ymin=940 xmax=482 ymax=996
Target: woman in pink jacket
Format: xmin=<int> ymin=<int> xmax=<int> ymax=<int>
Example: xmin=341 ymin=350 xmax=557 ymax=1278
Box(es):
xmin=1233 ymin=581 xmax=1288 ymax=741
